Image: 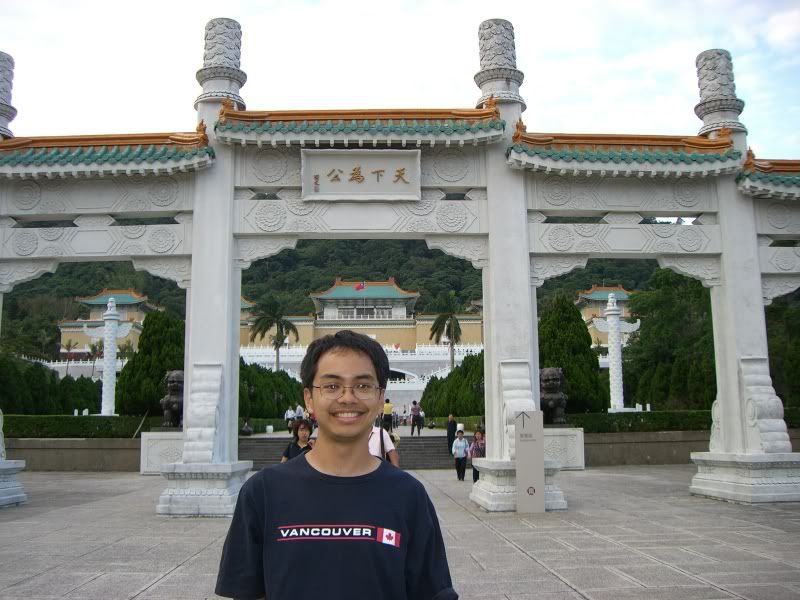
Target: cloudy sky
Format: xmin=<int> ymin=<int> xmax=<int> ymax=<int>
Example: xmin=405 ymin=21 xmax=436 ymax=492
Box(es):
xmin=3 ymin=0 xmax=798 ymax=158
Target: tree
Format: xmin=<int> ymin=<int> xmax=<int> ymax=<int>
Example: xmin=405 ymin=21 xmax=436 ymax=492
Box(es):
xmin=116 ymin=312 xmax=184 ymax=415
xmin=538 ymin=291 xmax=604 ymax=413
xmin=118 ymin=339 xmax=135 ymax=366
xmin=62 ymin=339 xmax=79 ymax=376
xmin=249 ymin=296 xmax=299 ymax=371
xmin=88 ymin=340 xmax=103 ymax=378
xmin=623 ymin=268 xmax=716 ymax=410
xmin=429 ymin=291 xmax=463 ymax=372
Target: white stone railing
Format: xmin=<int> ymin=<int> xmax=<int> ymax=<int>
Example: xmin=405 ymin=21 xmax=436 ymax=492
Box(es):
xmin=240 ymin=343 xmax=484 ymax=361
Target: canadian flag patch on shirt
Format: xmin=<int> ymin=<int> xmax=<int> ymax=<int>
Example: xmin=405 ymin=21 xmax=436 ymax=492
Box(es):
xmin=377 ymin=527 xmax=401 ymax=547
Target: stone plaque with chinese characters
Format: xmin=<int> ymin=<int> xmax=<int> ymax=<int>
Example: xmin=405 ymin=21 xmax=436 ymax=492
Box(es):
xmin=301 ymin=149 xmax=421 ymax=201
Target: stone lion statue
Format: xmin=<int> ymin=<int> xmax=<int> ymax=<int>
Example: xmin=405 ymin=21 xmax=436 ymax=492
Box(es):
xmin=540 ymin=367 xmax=567 ymax=425
xmin=160 ymin=370 xmax=184 ymax=428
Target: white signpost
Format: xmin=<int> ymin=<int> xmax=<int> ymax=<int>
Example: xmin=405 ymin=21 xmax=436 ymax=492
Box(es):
xmin=515 ymin=410 xmax=545 ymax=513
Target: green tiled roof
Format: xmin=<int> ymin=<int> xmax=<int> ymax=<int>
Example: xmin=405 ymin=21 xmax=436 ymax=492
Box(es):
xmin=313 ymin=285 xmax=418 ymax=300
xmin=216 ymin=119 xmax=505 ymax=136
xmin=0 ymin=144 xmax=215 ymax=167
xmin=241 ymin=298 xmax=255 ymax=309
xmin=737 ymin=170 xmax=800 ymax=186
xmin=507 ymin=144 xmax=741 ymax=165
xmin=580 ymin=291 xmax=630 ymax=301
xmin=80 ymin=293 xmax=146 ymax=306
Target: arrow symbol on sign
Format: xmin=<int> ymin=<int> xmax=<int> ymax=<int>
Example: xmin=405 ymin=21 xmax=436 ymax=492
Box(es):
xmin=515 ymin=411 xmax=530 ymax=428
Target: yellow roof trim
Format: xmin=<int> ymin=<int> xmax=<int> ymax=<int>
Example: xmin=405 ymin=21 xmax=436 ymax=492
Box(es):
xmin=512 ymin=120 xmax=734 ymax=154
xmin=0 ymin=121 xmax=209 ymax=150
xmin=218 ymin=97 xmax=499 ymax=124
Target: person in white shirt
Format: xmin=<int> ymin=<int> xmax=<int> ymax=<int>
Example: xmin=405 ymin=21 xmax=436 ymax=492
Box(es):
xmin=368 ymin=426 xmax=400 ymax=467
xmin=451 ymin=428 xmax=469 ymax=481
xmin=295 ymin=403 xmax=304 ymax=420
xmin=284 ymin=407 xmax=295 ymax=431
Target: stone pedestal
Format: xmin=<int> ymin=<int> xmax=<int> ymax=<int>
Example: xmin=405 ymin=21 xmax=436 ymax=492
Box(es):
xmin=690 ymin=452 xmax=800 ymax=503
xmin=469 ymin=458 xmax=566 ymax=512
xmin=0 ymin=460 xmax=27 ymax=507
xmin=140 ymin=432 xmax=184 ymax=475
xmin=157 ymin=461 xmax=252 ymax=516
xmin=544 ymin=427 xmax=584 ymax=470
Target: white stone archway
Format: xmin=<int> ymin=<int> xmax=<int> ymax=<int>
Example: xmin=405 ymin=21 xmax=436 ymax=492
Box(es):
xmin=1 ymin=19 xmax=799 ymax=515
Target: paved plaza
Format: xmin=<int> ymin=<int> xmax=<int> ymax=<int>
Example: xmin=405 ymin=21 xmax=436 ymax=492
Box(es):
xmin=1 ymin=465 xmax=799 ymax=599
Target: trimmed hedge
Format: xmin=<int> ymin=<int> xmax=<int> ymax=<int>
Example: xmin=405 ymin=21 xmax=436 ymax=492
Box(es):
xmin=3 ymin=415 xmax=162 ymax=438
xmin=565 ymin=407 xmax=800 ymax=434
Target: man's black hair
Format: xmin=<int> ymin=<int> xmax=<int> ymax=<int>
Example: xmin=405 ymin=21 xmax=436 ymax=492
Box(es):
xmin=300 ymin=330 xmax=390 ymax=389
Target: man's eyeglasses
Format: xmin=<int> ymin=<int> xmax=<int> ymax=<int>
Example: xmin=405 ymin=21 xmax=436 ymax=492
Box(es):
xmin=313 ymin=383 xmax=382 ymax=401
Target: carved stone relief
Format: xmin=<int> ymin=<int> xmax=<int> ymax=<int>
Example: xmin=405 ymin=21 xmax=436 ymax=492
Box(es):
xmin=409 ymin=189 xmax=442 ymax=216
xmin=421 ymin=147 xmax=477 ymax=186
xmin=236 ymin=236 xmax=298 ymax=267
xmin=762 ymin=274 xmax=800 ymax=305
xmin=0 ymin=259 xmax=59 ymax=292
xmin=432 ymin=148 xmax=469 ymax=182
xmin=133 ymin=256 xmax=192 ymax=289
xmin=478 ymin=19 xmax=517 ymax=70
xmin=240 ymin=147 xmax=300 ymax=187
xmin=278 ymin=188 xmax=313 ymax=216
xmin=202 ymin=18 xmax=242 ymax=69
xmin=11 ymin=231 xmax=38 ymax=256
xmin=657 ymin=255 xmax=721 ymax=287
xmin=147 ymin=228 xmax=178 ymax=254
xmin=759 ymin=201 xmax=800 ymax=235
xmin=253 ymin=200 xmax=287 ymax=231
xmin=426 ymin=235 xmax=488 ymax=269
xmin=251 ymin=149 xmax=288 ymax=183
xmin=12 ymin=181 xmax=41 ymax=211
xmin=435 ymin=203 xmax=468 ymax=232
xmin=148 ymin=177 xmax=180 ymax=207
xmin=530 ymin=255 xmax=589 ymax=287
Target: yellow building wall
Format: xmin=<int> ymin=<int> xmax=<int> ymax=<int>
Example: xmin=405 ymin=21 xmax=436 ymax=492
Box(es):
xmin=414 ymin=317 xmax=483 ymax=345
xmin=59 ymin=328 xmax=141 ymax=353
xmin=240 ymin=321 xmax=316 ymax=346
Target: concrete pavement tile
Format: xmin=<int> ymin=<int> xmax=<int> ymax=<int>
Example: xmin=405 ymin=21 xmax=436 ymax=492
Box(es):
xmin=135 ymin=572 xmax=220 ymax=599
xmin=553 ymin=535 xmax=626 ymax=550
xmin=681 ymin=560 xmax=798 ymax=575
xmin=505 ymin=593 xmax=584 ymax=600
xmin=683 ymin=545 xmax=770 ymax=562
xmin=537 ymin=554 xmax=659 ymax=569
xmin=1 ymin=571 xmax=102 ymax=597
xmin=615 ymin=564 xmax=706 ymax=587
xmin=582 ymin=587 xmax=736 ymax=599
xmin=637 ymin=547 xmax=722 ymax=564
xmin=64 ymin=573 xmax=163 ymax=600
xmin=550 ymin=566 xmax=641 ymax=590
xmin=451 ymin=577 xmax=573 ymax=596
xmin=723 ymin=584 xmax=800 ymax=600
xmin=702 ymin=570 xmax=800 ymax=586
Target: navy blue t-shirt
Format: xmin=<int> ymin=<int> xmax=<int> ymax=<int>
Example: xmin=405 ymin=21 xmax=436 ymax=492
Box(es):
xmin=215 ymin=455 xmax=458 ymax=600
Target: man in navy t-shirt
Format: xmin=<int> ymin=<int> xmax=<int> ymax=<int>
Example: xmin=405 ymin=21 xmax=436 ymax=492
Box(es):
xmin=216 ymin=330 xmax=458 ymax=600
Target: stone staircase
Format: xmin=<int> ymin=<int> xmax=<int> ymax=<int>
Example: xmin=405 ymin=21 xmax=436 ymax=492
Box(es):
xmin=239 ymin=435 xmax=455 ymax=471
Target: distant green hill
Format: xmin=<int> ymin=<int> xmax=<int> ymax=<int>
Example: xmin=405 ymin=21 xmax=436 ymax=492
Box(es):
xmin=0 ymin=240 xmax=658 ymax=358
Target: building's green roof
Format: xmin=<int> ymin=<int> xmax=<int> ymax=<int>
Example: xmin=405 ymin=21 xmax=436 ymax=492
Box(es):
xmin=507 ymin=144 xmax=741 ymax=165
xmin=311 ymin=279 xmax=419 ymax=301
xmin=241 ymin=298 xmax=255 ymax=310
xmin=0 ymin=144 xmax=215 ymax=168
xmin=737 ymin=170 xmax=800 ymax=186
xmin=216 ymin=118 xmax=505 ymax=137
xmin=78 ymin=291 xmax=147 ymax=306
xmin=580 ymin=290 xmax=630 ymax=301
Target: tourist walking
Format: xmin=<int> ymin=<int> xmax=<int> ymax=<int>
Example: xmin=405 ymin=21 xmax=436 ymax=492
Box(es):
xmin=294 ymin=402 xmax=304 ymax=421
xmin=451 ymin=428 xmax=469 ymax=481
xmin=284 ymin=406 xmax=295 ymax=431
xmin=468 ymin=429 xmax=485 ymax=483
xmin=368 ymin=425 xmax=400 ymax=466
xmin=216 ymin=330 xmax=458 ymax=600
xmin=409 ymin=400 xmax=422 ymax=436
xmin=280 ymin=418 xmax=313 ymax=463
xmin=446 ymin=414 xmax=457 ymax=455
xmin=383 ymin=397 xmax=394 ymax=432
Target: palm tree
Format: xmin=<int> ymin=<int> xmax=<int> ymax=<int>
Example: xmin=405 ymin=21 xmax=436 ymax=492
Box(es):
xmin=249 ymin=296 xmax=299 ymax=371
xmin=62 ymin=339 xmax=79 ymax=376
xmin=429 ymin=291 xmax=463 ymax=372
xmin=88 ymin=340 xmax=104 ymax=378
xmin=118 ymin=339 xmax=135 ymax=367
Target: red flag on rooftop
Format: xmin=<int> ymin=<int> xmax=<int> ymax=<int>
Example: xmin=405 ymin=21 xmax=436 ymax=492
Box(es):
xmin=354 ymin=281 xmax=366 ymax=291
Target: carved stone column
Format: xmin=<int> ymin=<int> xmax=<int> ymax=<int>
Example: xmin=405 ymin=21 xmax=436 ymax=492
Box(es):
xmin=195 ymin=18 xmax=247 ymax=110
xmin=469 ymin=19 xmax=541 ymax=512
xmin=694 ymin=49 xmax=746 ymax=137
xmin=474 ymin=19 xmax=525 ymax=111
xmin=604 ymin=295 xmax=624 ymax=412
xmin=691 ymin=173 xmax=800 ymax=503
xmin=157 ymin=19 xmax=251 ymax=517
xmin=0 ymin=51 xmax=17 ymax=139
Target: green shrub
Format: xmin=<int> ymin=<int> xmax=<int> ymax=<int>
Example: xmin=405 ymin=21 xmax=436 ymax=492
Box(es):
xmin=3 ymin=415 xmax=162 ymax=438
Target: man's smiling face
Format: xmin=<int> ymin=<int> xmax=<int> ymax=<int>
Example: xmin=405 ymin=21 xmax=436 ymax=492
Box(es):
xmin=304 ymin=348 xmax=384 ymax=442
